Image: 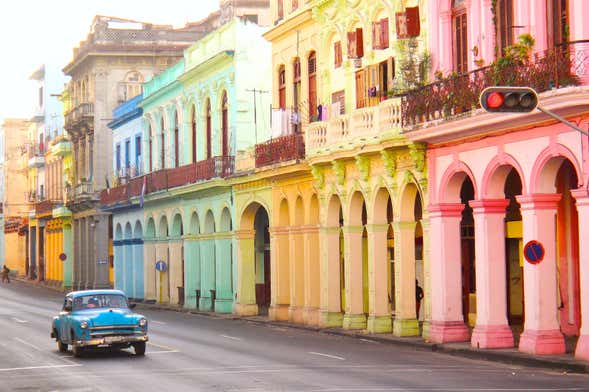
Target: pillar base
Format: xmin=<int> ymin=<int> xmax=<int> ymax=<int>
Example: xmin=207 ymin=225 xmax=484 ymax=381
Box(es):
xmin=393 ymin=318 xmax=420 ymax=337
xmin=343 ymin=313 xmax=367 ymax=330
xmin=574 ymin=334 xmax=589 ymax=361
xmin=288 ymin=306 xmax=304 ymax=324
xmin=471 ymin=324 xmax=514 ymax=349
xmin=428 ymin=320 xmax=469 ymax=343
xmin=233 ymin=303 xmax=259 ymax=317
xmin=367 ymin=315 xmax=393 ymax=333
xmin=421 ymin=320 xmax=431 ymax=340
xmin=269 ymin=304 xmax=289 ymax=321
xmin=319 ymin=311 xmax=343 ymax=328
xmin=302 ymin=306 xmax=320 ymax=326
xmin=519 ymin=329 xmax=565 ymax=355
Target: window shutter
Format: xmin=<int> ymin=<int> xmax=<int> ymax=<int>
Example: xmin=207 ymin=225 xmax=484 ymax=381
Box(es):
xmin=347 ymin=31 xmax=357 ymax=58
xmin=381 ymin=18 xmax=389 ymax=49
xmin=334 ymin=41 xmax=342 ymax=67
xmin=396 ymin=12 xmax=408 ymax=39
xmin=356 ymin=28 xmax=364 ymax=58
xmin=406 ymin=6 xmax=420 ymax=37
xmin=387 ymin=57 xmax=395 ymax=91
xmin=372 ymin=21 xmax=380 ymax=49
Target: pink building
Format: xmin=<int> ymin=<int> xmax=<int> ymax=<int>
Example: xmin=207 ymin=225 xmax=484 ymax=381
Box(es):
xmin=405 ymin=0 xmax=589 ymax=360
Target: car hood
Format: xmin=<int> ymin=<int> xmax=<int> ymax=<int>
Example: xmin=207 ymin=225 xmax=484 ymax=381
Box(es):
xmin=73 ymin=309 xmax=144 ymax=326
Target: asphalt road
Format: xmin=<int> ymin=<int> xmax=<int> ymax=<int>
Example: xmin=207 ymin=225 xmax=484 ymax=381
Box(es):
xmin=0 ymin=281 xmax=588 ymax=392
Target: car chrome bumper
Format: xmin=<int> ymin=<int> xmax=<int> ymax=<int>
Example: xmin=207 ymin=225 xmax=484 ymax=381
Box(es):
xmin=75 ymin=335 xmax=148 ymax=347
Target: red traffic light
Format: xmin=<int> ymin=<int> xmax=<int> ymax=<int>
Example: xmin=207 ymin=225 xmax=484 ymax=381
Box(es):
xmin=480 ymin=86 xmax=538 ymax=113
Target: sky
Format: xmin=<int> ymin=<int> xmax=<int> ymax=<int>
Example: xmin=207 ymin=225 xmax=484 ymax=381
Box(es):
xmin=0 ymin=0 xmax=220 ymax=122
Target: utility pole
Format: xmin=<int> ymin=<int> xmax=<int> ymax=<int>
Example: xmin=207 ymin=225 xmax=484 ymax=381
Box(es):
xmin=246 ymin=89 xmax=269 ymax=144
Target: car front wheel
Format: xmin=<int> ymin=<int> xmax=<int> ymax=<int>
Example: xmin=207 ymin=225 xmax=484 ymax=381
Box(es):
xmin=57 ymin=339 xmax=68 ymax=353
xmin=133 ymin=341 xmax=146 ymax=356
xmin=72 ymin=344 xmax=83 ymax=358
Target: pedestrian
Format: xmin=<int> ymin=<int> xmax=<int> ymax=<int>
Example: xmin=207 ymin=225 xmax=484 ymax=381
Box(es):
xmin=1 ymin=265 xmax=10 ymax=283
xmin=415 ymin=279 xmax=423 ymax=319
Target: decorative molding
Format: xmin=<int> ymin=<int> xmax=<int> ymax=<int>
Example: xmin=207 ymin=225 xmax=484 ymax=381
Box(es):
xmin=355 ymin=155 xmax=370 ymax=182
xmin=381 ymin=149 xmax=397 ymax=178
xmin=409 ymin=143 xmax=426 ymax=173
xmin=332 ymin=160 xmax=346 ymax=185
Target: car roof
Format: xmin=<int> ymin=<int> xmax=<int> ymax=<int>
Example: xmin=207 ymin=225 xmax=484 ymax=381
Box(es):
xmin=67 ymin=289 xmax=127 ymax=298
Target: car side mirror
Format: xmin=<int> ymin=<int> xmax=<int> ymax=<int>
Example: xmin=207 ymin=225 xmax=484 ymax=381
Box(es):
xmin=63 ymin=304 xmax=72 ymax=312
xmin=129 ymin=303 xmax=136 ymax=309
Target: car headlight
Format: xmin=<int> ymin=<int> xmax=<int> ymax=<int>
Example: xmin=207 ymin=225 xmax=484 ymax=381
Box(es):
xmin=80 ymin=321 xmax=88 ymax=329
xmin=139 ymin=318 xmax=147 ymax=327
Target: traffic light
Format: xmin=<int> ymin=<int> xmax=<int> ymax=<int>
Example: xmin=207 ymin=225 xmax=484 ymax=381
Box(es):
xmin=479 ymin=86 xmax=538 ymax=113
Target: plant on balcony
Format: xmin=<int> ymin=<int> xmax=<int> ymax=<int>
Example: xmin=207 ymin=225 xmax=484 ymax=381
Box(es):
xmin=395 ymin=38 xmax=432 ymax=92
xmin=491 ymin=33 xmax=535 ymax=85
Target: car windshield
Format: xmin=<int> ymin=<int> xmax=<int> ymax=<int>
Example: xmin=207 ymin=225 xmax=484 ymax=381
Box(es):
xmin=73 ymin=294 xmax=128 ymax=311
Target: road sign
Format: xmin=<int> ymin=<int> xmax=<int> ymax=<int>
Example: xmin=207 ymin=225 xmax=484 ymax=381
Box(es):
xmin=59 ymin=253 xmax=67 ymax=261
xmin=523 ymin=240 xmax=545 ymax=264
xmin=155 ymin=260 xmax=167 ymax=272
xmin=480 ymin=86 xmax=538 ymax=113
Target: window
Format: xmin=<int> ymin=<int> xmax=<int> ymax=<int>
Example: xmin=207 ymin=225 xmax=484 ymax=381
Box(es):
xmin=160 ymin=118 xmax=165 ymax=169
xmin=191 ymin=105 xmax=197 ymax=163
xmin=331 ymin=90 xmax=345 ymax=116
xmin=116 ymin=144 xmax=121 ymax=172
xmin=291 ymin=0 xmax=298 ymax=11
xmin=221 ymin=92 xmax=229 ymax=157
xmin=125 ymin=139 xmax=130 ymax=169
xmin=118 ymin=71 xmax=144 ymax=103
xmin=174 ymin=111 xmax=179 ymax=168
xmin=496 ymin=0 xmax=514 ymax=55
xmin=308 ymin=52 xmax=317 ymax=120
xmin=278 ymin=66 xmax=286 ymax=109
xmin=148 ymin=124 xmax=153 ymax=172
xmin=452 ymin=1 xmax=468 ymax=74
xmin=334 ymin=41 xmax=342 ymax=68
xmin=547 ymin=0 xmax=568 ymax=47
xmin=39 ymin=86 xmax=43 ymax=108
xmin=372 ymin=18 xmax=389 ymax=49
xmin=206 ymin=99 xmax=212 ymax=159
xmin=347 ymin=28 xmax=364 ymax=59
xmin=277 ymin=0 xmax=284 ymax=21
xmin=135 ymin=135 xmax=141 ymax=173
xmin=293 ymin=58 xmax=301 ymax=132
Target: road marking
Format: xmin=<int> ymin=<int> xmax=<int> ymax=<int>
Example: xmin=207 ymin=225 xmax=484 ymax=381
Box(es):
xmin=150 ymin=320 xmax=166 ymax=325
xmin=146 ymin=350 xmax=179 ymax=354
xmin=308 ymin=351 xmax=345 ymax=361
xmin=147 ymin=342 xmax=177 ymax=351
xmin=359 ymin=338 xmax=379 ymax=344
xmin=220 ymin=334 xmax=242 ymax=341
xmin=0 ymin=364 xmax=81 ymax=372
xmin=13 ymin=337 xmax=41 ymax=351
xmin=11 ymin=317 xmax=28 ymax=323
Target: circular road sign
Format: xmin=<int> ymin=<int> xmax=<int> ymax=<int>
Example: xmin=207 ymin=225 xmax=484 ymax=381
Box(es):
xmin=155 ymin=260 xmax=167 ymax=272
xmin=59 ymin=253 xmax=67 ymax=261
xmin=523 ymin=240 xmax=545 ymax=264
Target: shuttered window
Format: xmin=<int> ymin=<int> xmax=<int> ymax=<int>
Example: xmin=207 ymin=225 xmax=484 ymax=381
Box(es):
xmin=347 ymin=28 xmax=364 ymax=59
xmin=334 ymin=41 xmax=342 ymax=68
xmin=452 ymin=8 xmax=468 ymax=74
xmin=372 ymin=18 xmax=389 ymax=49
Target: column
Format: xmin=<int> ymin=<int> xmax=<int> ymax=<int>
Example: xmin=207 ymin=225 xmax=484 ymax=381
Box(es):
xmin=234 ymin=229 xmax=258 ymax=316
xmin=342 ymin=225 xmax=366 ymax=330
xmin=132 ymin=238 xmax=144 ymax=300
xmin=143 ymin=239 xmax=157 ymax=302
xmin=572 ymin=190 xmax=589 ymax=360
xmin=155 ymin=239 xmax=170 ymax=303
xmin=319 ymin=227 xmax=343 ymax=327
xmin=392 ymin=221 xmax=419 ymax=337
xmin=428 ymin=204 xmax=470 ymax=343
xmin=113 ymin=239 xmax=124 ymax=290
xmin=63 ymin=222 xmax=73 ymax=290
xmin=92 ymin=215 xmax=109 ymax=289
xmin=288 ymin=226 xmax=305 ymax=323
xmin=199 ymin=234 xmax=215 ymax=310
xmin=269 ymin=227 xmax=290 ymax=321
xmin=215 ymin=232 xmax=234 ymax=314
xmin=421 ymin=219 xmax=432 ymax=340
xmin=366 ymin=224 xmax=392 ymax=333
xmin=183 ymin=236 xmax=199 ymax=309
xmin=168 ymin=238 xmax=183 ymax=306
xmin=470 ymin=199 xmax=514 ymax=349
xmin=302 ymin=225 xmax=320 ymax=325
xmin=516 ymin=194 xmax=565 ymax=355
xmin=124 ymin=239 xmax=133 ymax=294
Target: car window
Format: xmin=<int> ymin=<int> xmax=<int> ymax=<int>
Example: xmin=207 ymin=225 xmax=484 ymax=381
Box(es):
xmin=63 ymin=296 xmax=72 ymax=311
xmin=73 ymin=294 xmax=128 ymax=310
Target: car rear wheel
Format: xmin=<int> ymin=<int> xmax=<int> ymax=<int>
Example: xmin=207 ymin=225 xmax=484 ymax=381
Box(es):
xmin=57 ymin=338 xmax=68 ymax=353
xmin=133 ymin=341 xmax=146 ymax=356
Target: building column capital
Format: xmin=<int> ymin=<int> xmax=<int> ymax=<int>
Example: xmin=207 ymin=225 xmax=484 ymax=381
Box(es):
xmin=469 ymin=199 xmax=509 ymax=214
xmin=516 ymin=194 xmax=561 ymax=211
xmin=428 ymin=203 xmax=464 ymax=218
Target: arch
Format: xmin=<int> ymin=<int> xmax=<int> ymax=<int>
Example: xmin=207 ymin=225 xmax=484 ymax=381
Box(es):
xmin=482 ymin=153 xmax=526 ymax=198
xmin=133 ymin=220 xmax=143 ymax=239
xmin=347 ymin=191 xmax=366 ymax=226
xmin=439 ymin=161 xmax=478 ymax=203
xmin=115 ymin=224 xmax=123 ymax=240
xmin=171 ymin=213 xmax=183 ymax=237
xmin=220 ymin=207 xmax=232 ymax=232
xmin=398 ymin=181 xmax=421 ymax=221
xmin=239 ymin=201 xmax=271 ymax=230
xmin=326 ymin=194 xmax=343 ymax=227
xmin=531 ymin=144 xmax=582 ymax=193
xmin=145 ymin=217 xmax=156 ymax=239
xmin=124 ymin=222 xmax=133 ymax=239
xmin=278 ymin=198 xmax=290 ymax=226
xmin=189 ymin=211 xmax=200 ymax=234
xmin=372 ymin=187 xmax=393 ymax=225
xmin=204 ymin=210 xmax=215 ymax=234
xmin=308 ymin=194 xmax=320 ymax=225
xmin=294 ymin=196 xmax=304 ymax=226
xmin=158 ymin=215 xmax=169 ymax=238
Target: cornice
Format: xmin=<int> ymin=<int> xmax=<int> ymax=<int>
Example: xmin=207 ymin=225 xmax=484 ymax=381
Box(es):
xmin=263 ymin=9 xmax=313 ymax=42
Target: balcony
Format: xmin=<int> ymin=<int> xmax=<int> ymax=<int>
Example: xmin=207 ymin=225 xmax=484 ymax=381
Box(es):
xmin=305 ymin=98 xmax=403 ymax=156
xmin=64 ymin=102 xmax=94 ymax=130
xmin=35 ymin=199 xmax=57 ymax=216
xmin=66 ymin=181 xmax=96 ymax=210
xmin=255 ymin=133 xmax=305 ymax=168
xmin=27 ymin=143 xmax=47 ymax=168
xmin=50 ymin=138 xmax=72 ymax=157
xmin=195 ymin=156 xmax=235 ymax=181
xmin=402 ymin=40 xmax=589 ymax=127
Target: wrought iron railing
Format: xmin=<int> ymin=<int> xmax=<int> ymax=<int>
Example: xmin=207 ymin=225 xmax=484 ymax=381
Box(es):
xmin=195 ymin=156 xmax=235 ymax=181
xmin=65 ymin=103 xmax=94 ymax=128
xmin=402 ymin=40 xmax=589 ymax=126
xmin=255 ymin=133 xmax=305 ymax=167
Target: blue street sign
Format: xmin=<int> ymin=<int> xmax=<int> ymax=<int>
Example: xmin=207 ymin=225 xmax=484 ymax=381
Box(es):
xmin=155 ymin=260 xmax=167 ymax=272
xmin=524 ymin=240 xmax=545 ymax=265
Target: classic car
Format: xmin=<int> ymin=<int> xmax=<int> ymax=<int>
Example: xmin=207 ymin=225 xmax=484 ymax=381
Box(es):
xmin=51 ymin=289 xmax=148 ymax=357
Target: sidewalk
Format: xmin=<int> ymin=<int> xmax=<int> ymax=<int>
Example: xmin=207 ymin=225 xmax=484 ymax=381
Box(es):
xmin=14 ymin=277 xmax=589 ymax=374
xmin=136 ymin=301 xmax=589 ymax=374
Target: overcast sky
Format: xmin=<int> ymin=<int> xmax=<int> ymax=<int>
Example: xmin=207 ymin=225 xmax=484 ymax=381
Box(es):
xmin=0 ymin=0 xmax=220 ymax=122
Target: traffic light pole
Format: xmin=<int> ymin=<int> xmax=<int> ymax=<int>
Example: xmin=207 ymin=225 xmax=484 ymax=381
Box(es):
xmin=536 ymin=106 xmax=589 ymax=137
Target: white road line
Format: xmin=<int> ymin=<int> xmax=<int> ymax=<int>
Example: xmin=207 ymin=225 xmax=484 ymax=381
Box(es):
xmin=13 ymin=337 xmax=41 ymax=351
xmin=0 ymin=364 xmax=82 ymax=372
xmin=150 ymin=320 xmax=166 ymax=325
xmin=308 ymin=351 xmax=346 ymax=361
xmin=359 ymin=338 xmax=379 ymax=344
xmin=146 ymin=350 xmax=179 ymax=354
xmin=11 ymin=317 xmax=28 ymax=323
xmin=147 ymin=342 xmax=177 ymax=351
xmin=220 ymin=334 xmax=242 ymax=341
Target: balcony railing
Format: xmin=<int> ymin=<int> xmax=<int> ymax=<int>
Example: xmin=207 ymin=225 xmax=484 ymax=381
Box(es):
xmin=255 ymin=133 xmax=305 ymax=168
xmin=35 ymin=199 xmax=57 ymax=215
xmin=74 ymin=181 xmax=94 ymax=197
xmin=305 ymin=98 xmax=403 ymax=152
xmin=195 ymin=156 xmax=235 ymax=181
xmin=167 ymin=163 xmax=198 ymax=189
xmin=64 ymin=102 xmax=94 ymax=128
xmin=402 ymin=40 xmax=589 ymax=126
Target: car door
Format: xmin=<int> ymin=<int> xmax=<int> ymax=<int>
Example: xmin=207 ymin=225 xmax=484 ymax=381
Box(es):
xmin=59 ymin=296 xmax=73 ymax=343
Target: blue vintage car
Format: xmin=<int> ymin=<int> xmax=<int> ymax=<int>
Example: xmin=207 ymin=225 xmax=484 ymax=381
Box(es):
xmin=51 ymin=289 xmax=148 ymax=357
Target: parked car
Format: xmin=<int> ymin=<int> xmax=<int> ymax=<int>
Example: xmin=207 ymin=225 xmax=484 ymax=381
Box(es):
xmin=51 ymin=289 xmax=148 ymax=357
